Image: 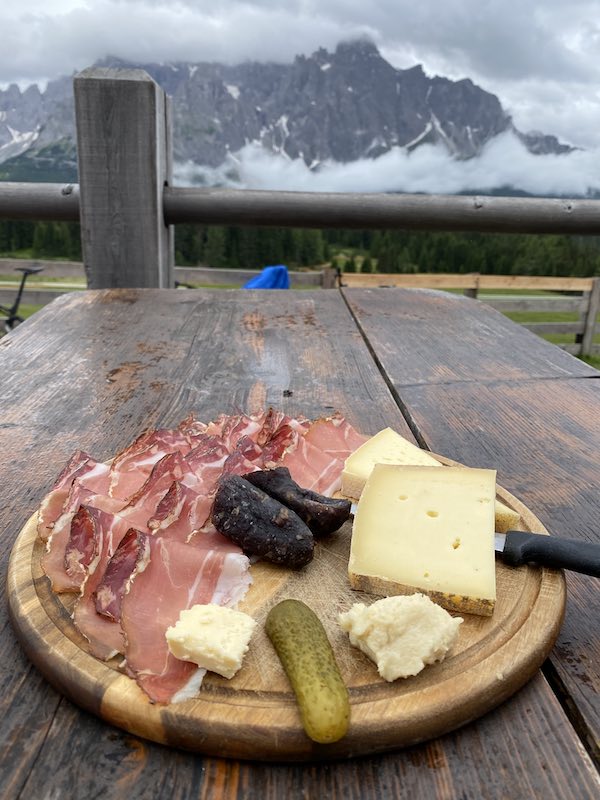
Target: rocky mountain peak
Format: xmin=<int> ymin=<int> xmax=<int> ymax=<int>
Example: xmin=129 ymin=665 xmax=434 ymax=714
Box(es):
xmin=0 ymin=39 xmax=573 ymax=183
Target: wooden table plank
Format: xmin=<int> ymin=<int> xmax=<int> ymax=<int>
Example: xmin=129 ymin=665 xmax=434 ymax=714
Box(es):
xmin=1 ymin=289 xmax=598 ymax=798
xmin=342 ymin=288 xmax=598 ymax=385
xmin=13 ymin=674 xmax=600 ymax=800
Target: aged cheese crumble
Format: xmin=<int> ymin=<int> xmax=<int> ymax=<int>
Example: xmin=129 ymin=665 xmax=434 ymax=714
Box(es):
xmin=339 ymin=593 xmax=463 ymax=681
xmin=166 ymin=603 xmax=257 ymax=679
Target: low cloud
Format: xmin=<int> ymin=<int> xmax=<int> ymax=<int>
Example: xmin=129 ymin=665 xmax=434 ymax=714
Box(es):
xmin=173 ymin=132 xmax=600 ymax=198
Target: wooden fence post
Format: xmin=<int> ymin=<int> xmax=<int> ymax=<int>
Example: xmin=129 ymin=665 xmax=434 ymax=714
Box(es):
xmin=463 ymin=273 xmax=480 ymax=299
xmin=321 ymin=266 xmax=336 ymax=289
xmin=74 ymin=67 xmax=173 ymax=288
xmin=581 ymin=277 xmax=600 ymax=357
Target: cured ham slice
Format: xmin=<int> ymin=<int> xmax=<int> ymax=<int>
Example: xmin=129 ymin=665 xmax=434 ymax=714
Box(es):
xmin=42 ymin=501 xmax=117 ymax=593
xmin=37 ymin=453 xmax=110 ymax=540
xmin=184 ymin=437 xmax=230 ymax=491
xmin=108 ymin=428 xmax=192 ymax=500
xmin=280 ymin=414 xmax=368 ymax=497
xmin=177 ymin=413 xmax=208 ymax=439
xmin=221 ymin=450 xmax=262 ymax=477
xmin=37 ymin=451 xmax=90 ymax=540
xmin=42 ymin=488 xmax=149 ymax=594
xmin=215 ymin=412 xmax=268 ymax=449
xmin=260 ymin=423 xmax=298 ymax=465
xmin=73 ymin=508 xmax=151 ymax=660
xmin=95 ymin=529 xmax=150 ymax=621
xmin=255 ymin=408 xmax=290 ymax=445
xmin=64 ymin=506 xmax=99 ymax=587
xmin=120 ymin=536 xmax=251 ymax=703
xmin=303 ymin=412 xmax=369 ymax=458
xmin=148 ymin=481 xmax=214 ymax=543
xmin=121 ymin=452 xmax=185 ymax=518
xmin=281 ymin=435 xmax=344 ymax=496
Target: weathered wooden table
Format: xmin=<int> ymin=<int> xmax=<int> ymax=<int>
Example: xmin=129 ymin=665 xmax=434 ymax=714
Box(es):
xmin=1 ymin=287 xmax=599 ymax=799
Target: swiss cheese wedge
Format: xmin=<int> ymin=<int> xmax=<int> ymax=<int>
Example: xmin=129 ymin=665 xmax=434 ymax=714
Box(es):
xmin=341 ymin=427 xmax=520 ymax=533
xmin=348 ymin=463 xmax=497 ymax=616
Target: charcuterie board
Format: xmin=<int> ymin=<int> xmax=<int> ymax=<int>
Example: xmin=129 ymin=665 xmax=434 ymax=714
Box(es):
xmin=7 ymin=460 xmax=565 ymax=761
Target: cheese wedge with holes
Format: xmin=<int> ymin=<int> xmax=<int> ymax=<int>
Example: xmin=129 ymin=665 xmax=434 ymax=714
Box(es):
xmin=348 ymin=463 xmax=497 ymax=616
xmin=342 ymin=427 xmax=520 ymax=532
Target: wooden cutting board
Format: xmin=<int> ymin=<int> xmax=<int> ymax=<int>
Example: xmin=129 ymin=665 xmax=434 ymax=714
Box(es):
xmin=7 ymin=465 xmax=566 ymax=762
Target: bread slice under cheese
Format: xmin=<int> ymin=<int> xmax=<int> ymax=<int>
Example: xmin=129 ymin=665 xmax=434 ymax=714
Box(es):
xmin=341 ymin=427 xmax=520 ymax=532
xmin=348 ymin=463 xmax=497 ymax=616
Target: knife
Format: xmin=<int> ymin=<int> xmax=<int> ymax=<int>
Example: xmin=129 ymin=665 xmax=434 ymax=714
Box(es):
xmin=495 ymin=531 xmax=600 ymax=577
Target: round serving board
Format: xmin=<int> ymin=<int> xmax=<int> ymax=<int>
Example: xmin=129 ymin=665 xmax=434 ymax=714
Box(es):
xmin=8 ymin=462 xmax=566 ymax=762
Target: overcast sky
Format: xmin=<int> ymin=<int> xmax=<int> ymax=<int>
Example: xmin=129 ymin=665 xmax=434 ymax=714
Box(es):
xmin=2 ymin=1 xmax=600 ymax=194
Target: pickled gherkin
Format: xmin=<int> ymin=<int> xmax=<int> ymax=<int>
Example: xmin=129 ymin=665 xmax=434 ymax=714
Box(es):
xmin=266 ymin=599 xmax=350 ymax=744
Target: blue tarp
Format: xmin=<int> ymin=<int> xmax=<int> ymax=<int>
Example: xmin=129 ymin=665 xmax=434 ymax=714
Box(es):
xmin=243 ymin=265 xmax=290 ymax=289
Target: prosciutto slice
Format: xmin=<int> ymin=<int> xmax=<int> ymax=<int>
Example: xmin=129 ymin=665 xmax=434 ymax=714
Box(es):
xmin=37 ymin=453 xmax=110 ymax=540
xmin=73 ymin=508 xmax=151 ymax=660
xmin=281 ymin=435 xmax=344 ymax=496
xmin=304 ymin=412 xmax=369 ymax=458
xmin=120 ymin=535 xmax=251 ymax=703
xmin=42 ymin=498 xmax=121 ymax=593
xmin=183 ymin=437 xmax=230 ymax=491
xmin=148 ymin=481 xmax=214 ymax=542
xmin=42 ymin=487 xmax=150 ymax=594
xmin=95 ymin=528 xmax=150 ymax=621
xmin=281 ymin=414 xmax=368 ymax=496
xmin=108 ymin=428 xmax=192 ymax=500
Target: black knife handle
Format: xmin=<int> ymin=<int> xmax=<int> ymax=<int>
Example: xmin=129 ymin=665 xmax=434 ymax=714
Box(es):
xmin=502 ymin=532 xmax=600 ymax=577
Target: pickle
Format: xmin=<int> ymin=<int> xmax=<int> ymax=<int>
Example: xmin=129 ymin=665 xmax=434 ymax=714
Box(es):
xmin=265 ymin=599 xmax=350 ymax=744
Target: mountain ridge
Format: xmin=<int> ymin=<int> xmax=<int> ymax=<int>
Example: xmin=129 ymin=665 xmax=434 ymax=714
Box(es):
xmin=0 ymin=39 xmax=574 ymax=185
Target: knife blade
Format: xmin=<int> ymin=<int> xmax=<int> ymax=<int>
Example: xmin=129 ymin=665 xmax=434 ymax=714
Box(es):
xmin=495 ymin=531 xmax=600 ymax=577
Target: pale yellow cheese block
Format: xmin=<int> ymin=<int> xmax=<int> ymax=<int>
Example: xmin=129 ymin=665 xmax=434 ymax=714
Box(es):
xmin=341 ymin=427 xmax=520 ymax=532
xmin=348 ymin=463 xmax=497 ymax=616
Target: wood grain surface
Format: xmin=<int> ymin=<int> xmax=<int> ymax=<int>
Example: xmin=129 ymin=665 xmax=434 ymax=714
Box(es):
xmin=1 ymin=288 xmax=599 ymax=798
xmin=342 ymin=287 xmax=598 ymax=385
xmin=8 ymin=469 xmax=565 ymax=760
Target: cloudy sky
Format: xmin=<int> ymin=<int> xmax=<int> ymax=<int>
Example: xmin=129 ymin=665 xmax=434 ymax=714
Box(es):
xmin=2 ymin=0 xmax=600 ymax=194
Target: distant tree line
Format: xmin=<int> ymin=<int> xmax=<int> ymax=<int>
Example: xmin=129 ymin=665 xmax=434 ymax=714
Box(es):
xmin=0 ymin=220 xmax=82 ymax=261
xmin=1 ymin=220 xmax=599 ymax=278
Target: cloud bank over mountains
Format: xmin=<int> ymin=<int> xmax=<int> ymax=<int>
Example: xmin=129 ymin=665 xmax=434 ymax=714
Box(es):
xmin=174 ymin=132 xmax=600 ymax=198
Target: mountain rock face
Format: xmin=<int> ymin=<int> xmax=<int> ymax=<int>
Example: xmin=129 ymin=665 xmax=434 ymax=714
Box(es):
xmin=0 ymin=39 xmax=572 ymax=181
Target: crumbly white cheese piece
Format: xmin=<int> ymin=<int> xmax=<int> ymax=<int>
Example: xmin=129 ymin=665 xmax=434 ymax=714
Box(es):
xmin=339 ymin=594 xmax=463 ymax=681
xmin=348 ymin=463 xmax=497 ymax=616
xmin=341 ymin=427 xmax=520 ymax=532
xmin=166 ymin=604 xmax=257 ymax=679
